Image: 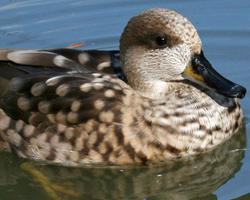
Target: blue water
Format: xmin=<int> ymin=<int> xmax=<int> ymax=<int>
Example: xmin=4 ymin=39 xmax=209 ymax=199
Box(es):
xmin=0 ymin=0 xmax=250 ymax=199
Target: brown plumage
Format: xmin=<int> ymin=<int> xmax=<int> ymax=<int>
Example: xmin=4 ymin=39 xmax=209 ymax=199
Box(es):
xmin=0 ymin=8 xmax=246 ymax=166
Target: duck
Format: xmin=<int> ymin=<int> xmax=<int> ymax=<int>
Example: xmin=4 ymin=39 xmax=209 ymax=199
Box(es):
xmin=0 ymin=8 xmax=246 ymax=166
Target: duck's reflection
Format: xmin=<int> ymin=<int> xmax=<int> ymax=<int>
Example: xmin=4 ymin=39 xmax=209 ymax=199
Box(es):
xmin=0 ymin=125 xmax=247 ymax=200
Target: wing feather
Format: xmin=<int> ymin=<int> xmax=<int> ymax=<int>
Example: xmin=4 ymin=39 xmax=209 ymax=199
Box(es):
xmin=1 ymin=71 xmax=126 ymax=126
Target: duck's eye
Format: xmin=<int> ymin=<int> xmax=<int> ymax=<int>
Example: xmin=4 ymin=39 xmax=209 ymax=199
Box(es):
xmin=155 ymin=36 xmax=168 ymax=46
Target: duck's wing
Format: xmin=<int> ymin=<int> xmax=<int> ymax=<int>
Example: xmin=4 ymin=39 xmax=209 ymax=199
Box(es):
xmin=49 ymin=49 xmax=124 ymax=80
xmin=0 ymin=69 xmax=126 ymax=126
xmin=0 ymin=48 xmax=127 ymax=124
xmin=0 ymin=48 xmax=124 ymax=80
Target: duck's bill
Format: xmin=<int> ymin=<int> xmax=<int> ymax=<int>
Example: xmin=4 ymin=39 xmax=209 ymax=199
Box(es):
xmin=182 ymin=51 xmax=246 ymax=99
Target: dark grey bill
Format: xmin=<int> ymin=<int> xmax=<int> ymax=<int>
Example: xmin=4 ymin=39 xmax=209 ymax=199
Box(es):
xmin=192 ymin=51 xmax=246 ymax=99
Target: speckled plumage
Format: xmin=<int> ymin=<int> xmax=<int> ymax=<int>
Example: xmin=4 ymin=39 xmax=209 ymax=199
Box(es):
xmin=0 ymin=8 xmax=245 ymax=165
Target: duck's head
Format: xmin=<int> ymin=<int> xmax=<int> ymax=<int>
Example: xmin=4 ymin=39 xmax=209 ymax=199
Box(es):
xmin=120 ymin=8 xmax=246 ymax=99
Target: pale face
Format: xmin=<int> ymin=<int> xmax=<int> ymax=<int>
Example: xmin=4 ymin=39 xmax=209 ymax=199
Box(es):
xmin=120 ymin=8 xmax=246 ymax=99
xmin=120 ymin=8 xmax=201 ymax=84
xmin=122 ymin=42 xmax=191 ymax=82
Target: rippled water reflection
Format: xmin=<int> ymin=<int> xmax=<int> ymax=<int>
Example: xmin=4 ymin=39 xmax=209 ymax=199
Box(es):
xmin=0 ymin=0 xmax=249 ymax=200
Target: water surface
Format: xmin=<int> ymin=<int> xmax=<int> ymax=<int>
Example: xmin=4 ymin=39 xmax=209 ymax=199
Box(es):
xmin=0 ymin=0 xmax=249 ymax=199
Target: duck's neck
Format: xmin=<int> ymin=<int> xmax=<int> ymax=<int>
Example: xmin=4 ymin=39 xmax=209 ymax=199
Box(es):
xmin=123 ymin=65 xmax=172 ymax=99
xmin=122 ymin=53 xmax=183 ymax=99
xmin=128 ymin=79 xmax=170 ymax=99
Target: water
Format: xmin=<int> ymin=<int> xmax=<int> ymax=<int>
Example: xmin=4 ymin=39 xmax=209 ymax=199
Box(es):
xmin=0 ymin=0 xmax=249 ymax=199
